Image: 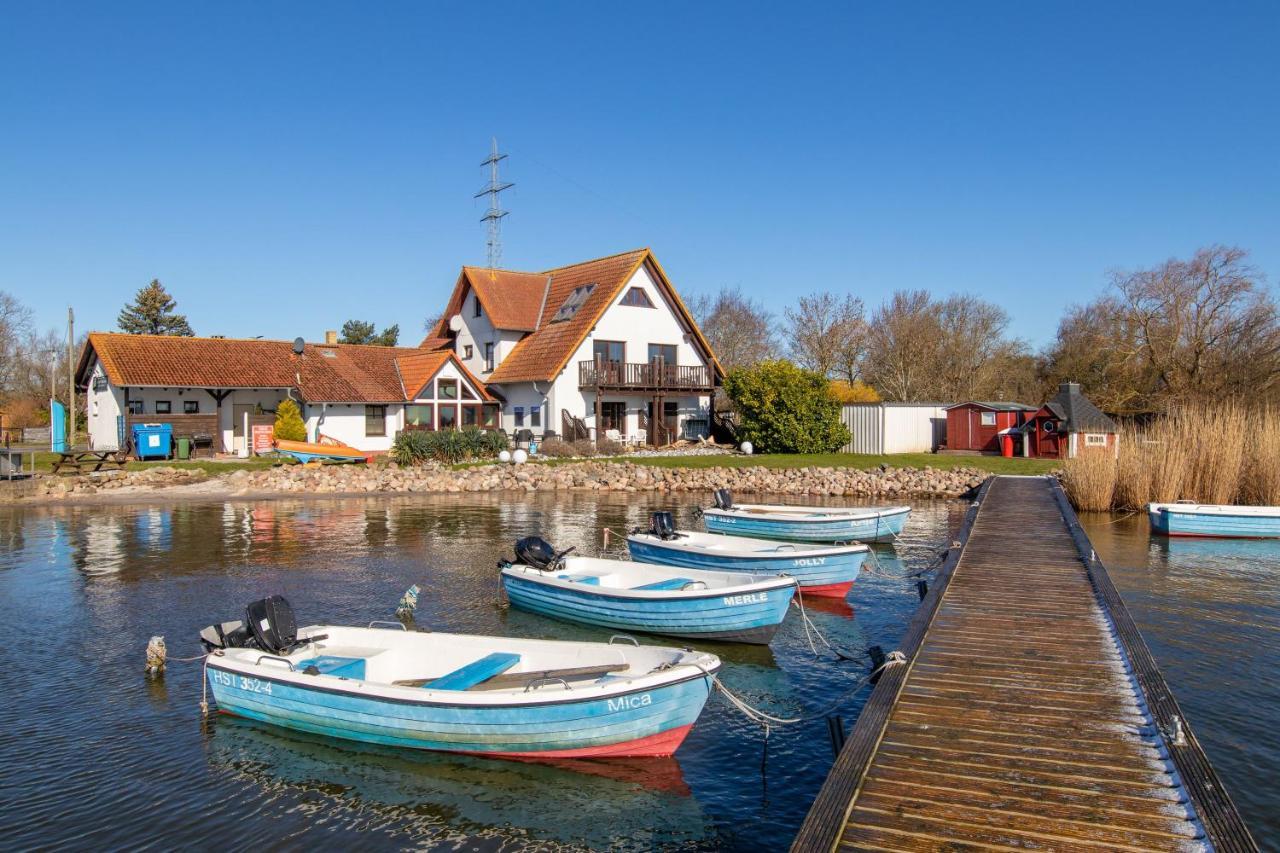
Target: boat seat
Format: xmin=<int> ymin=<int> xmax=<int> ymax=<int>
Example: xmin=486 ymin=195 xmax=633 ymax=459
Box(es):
xmin=631 ymin=578 xmax=695 ymax=591
xmin=425 ymin=652 xmax=521 ymax=691
xmin=556 ymin=574 xmax=601 ymax=585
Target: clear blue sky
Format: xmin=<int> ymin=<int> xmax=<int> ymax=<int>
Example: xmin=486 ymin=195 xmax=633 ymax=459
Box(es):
xmin=2 ymin=1 xmax=1277 ymax=348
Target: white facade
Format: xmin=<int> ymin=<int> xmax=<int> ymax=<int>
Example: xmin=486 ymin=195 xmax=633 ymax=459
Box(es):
xmin=841 ymin=403 xmax=949 ymax=454
xmin=478 ymin=265 xmax=713 ymax=441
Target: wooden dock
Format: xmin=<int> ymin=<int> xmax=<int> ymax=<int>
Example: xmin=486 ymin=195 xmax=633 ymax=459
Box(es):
xmin=793 ymin=475 xmax=1256 ymax=852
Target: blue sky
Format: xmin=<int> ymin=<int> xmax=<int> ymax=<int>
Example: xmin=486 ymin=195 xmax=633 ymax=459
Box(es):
xmin=2 ymin=2 xmax=1276 ymax=348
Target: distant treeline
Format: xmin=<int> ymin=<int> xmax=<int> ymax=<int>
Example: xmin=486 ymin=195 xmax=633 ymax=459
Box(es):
xmin=691 ymin=245 xmax=1279 ymax=412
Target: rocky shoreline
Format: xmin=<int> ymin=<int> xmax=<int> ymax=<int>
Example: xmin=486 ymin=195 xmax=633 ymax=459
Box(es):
xmin=23 ymin=459 xmax=991 ymax=503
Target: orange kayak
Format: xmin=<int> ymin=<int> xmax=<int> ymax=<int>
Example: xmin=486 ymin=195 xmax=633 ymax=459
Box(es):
xmin=273 ymin=439 xmax=369 ymax=463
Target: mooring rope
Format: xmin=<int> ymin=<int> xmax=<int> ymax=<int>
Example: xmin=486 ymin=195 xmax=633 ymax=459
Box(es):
xmin=788 ymin=581 xmax=859 ymax=661
xmin=694 ymin=651 xmax=907 ymax=729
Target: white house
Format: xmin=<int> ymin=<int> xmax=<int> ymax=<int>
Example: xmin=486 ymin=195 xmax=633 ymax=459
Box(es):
xmin=76 ymin=333 xmax=495 ymax=455
xmin=422 ymin=248 xmax=724 ymax=444
xmin=76 ymin=247 xmax=722 ymax=456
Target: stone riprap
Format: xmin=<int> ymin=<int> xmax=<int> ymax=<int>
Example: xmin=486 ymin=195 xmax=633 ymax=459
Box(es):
xmin=28 ymin=460 xmax=989 ymax=501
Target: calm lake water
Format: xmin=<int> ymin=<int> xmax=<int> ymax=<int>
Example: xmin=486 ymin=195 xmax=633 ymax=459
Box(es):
xmin=0 ymin=493 xmax=1275 ymax=850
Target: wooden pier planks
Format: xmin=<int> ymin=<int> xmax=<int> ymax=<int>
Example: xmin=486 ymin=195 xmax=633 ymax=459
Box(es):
xmin=792 ymin=475 xmax=1257 ymax=853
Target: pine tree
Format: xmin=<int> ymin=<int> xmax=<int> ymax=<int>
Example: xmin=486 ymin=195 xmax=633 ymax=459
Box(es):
xmin=339 ymin=319 xmax=399 ymax=346
xmin=118 ymin=280 xmax=194 ymax=336
xmin=273 ymin=399 xmax=307 ymax=442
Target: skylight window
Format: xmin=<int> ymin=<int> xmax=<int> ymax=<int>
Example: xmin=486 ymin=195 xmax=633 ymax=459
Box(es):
xmin=550 ymin=284 xmax=596 ymax=323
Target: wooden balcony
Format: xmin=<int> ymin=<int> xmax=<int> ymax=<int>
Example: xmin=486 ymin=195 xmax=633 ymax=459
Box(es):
xmin=578 ymin=360 xmax=715 ymax=393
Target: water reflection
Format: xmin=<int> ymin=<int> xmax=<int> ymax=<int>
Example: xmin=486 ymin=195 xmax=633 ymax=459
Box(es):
xmin=0 ymin=493 xmax=973 ymax=850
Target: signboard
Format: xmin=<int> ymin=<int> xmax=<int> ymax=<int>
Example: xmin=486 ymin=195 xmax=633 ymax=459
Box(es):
xmin=252 ymin=424 xmax=275 ymax=455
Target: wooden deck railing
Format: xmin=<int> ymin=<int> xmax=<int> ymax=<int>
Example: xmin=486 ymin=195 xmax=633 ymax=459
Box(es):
xmin=578 ymin=360 xmax=714 ymax=392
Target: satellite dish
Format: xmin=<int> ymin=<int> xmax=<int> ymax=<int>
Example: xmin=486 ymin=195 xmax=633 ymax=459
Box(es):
xmin=292 ymin=337 xmax=305 ymax=355
xmin=448 ymin=314 xmax=464 ymax=332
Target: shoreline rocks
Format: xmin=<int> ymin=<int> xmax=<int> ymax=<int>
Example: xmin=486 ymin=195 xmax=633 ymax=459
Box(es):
xmin=25 ymin=460 xmax=991 ymax=502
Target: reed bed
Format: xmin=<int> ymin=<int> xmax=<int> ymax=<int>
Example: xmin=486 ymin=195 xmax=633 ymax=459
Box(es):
xmin=1063 ymin=404 xmax=1280 ymax=511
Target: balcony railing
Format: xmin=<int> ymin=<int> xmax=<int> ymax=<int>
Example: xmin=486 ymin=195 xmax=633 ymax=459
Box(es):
xmin=578 ymin=360 xmax=714 ymax=392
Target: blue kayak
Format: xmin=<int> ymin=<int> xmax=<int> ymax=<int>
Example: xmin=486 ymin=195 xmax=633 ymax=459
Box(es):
xmin=501 ymin=556 xmax=796 ymax=644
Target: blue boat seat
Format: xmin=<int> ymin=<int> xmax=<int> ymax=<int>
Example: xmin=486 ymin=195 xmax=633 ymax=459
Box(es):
xmin=426 ymin=652 xmax=521 ymax=690
xmin=631 ymin=577 xmax=695 ymax=591
xmin=556 ymin=574 xmax=601 ymax=585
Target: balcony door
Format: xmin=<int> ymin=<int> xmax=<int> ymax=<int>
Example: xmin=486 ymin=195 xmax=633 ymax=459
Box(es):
xmin=647 ymin=344 xmax=677 ymax=384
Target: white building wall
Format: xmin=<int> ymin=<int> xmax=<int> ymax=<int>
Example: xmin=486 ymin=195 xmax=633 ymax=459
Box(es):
xmin=841 ymin=404 xmax=948 ymax=454
xmin=305 ymin=403 xmax=400 ymax=452
xmin=86 ymin=359 xmax=124 ymax=450
xmin=452 ymin=290 xmax=525 ymax=379
xmin=547 ymin=265 xmax=711 ymax=440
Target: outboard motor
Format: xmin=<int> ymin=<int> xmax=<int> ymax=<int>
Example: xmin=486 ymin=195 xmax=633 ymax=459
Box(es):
xmin=245 ymin=595 xmax=298 ymax=654
xmin=199 ymin=620 xmax=251 ymax=653
xmin=515 ymin=536 xmax=561 ymax=571
xmin=713 ymin=489 xmax=734 ymax=510
xmin=650 ymin=511 xmax=678 ymax=541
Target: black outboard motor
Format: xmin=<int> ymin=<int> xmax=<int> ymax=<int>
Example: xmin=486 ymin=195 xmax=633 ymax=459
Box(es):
xmin=650 ymin=511 xmax=678 ymax=540
xmin=713 ymin=489 xmax=734 ymax=510
xmin=245 ymin=595 xmax=298 ymax=654
xmin=515 ymin=536 xmax=572 ymax=571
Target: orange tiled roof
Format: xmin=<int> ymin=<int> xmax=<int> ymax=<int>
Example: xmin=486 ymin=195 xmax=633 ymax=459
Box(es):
xmin=78 ymin=332 xmax=491 ymax=403
xmin=397 ymin=349 xmax=495 ymax=401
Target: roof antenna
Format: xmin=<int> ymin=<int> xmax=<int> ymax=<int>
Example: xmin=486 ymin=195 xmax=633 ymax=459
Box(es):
xmin=475 ymin=137 xmax=513 ymax=268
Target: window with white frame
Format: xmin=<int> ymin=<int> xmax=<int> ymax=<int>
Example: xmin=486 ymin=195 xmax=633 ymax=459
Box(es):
xmin=1084 ymin=433 xmax=1107 ymax=447
xmin=365 ymin=405 xmax=387 ymax=437
xmin=980 ymin=411 xmax=996 ymax=426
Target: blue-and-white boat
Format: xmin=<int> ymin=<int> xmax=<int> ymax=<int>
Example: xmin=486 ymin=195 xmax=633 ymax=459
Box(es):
xmin=700 ymin=490 xmax=910 ymax=544
xmin=627 ymin=517 xmax=869 ymax=598
xmin=501 ymin=551 xmax=796 ymax=645
xmin=1148 ymin=501 xmax=1280 ymax=539
xmin=200 ymin=596 xmax=720 ymax=759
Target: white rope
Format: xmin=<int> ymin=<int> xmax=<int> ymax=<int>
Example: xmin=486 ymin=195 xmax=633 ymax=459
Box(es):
xmin=695 ymin=651 xmax=907 ymax=729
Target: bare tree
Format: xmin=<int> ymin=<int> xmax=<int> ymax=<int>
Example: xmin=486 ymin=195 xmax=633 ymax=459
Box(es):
xmin=0 ymin=292 xmax=34 ymax=397
xmin=688 ymin=286 xmax=777 ymax=372
xmin=782 ymin=292 xmax=866 ymax=380
xmin=1042 ymin=246 xmax=1280 ymax=411
xmin=863 ymin=290 xmax=943 ymax=401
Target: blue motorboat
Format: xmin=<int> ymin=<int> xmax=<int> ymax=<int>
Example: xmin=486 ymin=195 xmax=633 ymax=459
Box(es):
xmin=699 ymin=490 xmax=910 ymax=544
xmin=1148 ymin=501 xmax=1280 ymax=539
xmin=627 ymin=514 xmax=869 ymax=597
xmin=200 ymin=595 xmax=720 ymax=759
xmin=500 ymin=540 xmax=796 ymax=644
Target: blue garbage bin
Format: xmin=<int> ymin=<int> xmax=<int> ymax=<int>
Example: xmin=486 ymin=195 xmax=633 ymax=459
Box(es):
xmin=132 ymin=423 xmax=173 ymax=460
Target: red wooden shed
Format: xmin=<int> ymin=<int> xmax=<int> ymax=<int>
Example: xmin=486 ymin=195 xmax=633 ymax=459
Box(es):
xmin=944 ymin=401 xmax=1037 ymax=453
xmin=1021 ymin=382 xmax=1118 ymax=459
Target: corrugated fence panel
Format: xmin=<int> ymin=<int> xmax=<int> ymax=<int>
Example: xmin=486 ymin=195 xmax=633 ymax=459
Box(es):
xmin=842 ymin=404 xmax=949 ymax=454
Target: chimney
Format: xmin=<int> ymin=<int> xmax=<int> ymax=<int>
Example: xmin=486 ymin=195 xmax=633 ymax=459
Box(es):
xmin=1061 ymin=382 xmax=1080 ymax=395
xmin=324 ymin=330 xmax=338 ymax=345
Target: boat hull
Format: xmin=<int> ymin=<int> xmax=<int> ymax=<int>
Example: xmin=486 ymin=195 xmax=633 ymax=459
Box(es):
xmin=501 ymin=572 xmax=792 ymax=644
xmin=206 ymin=663 xmax=714 ymax=758
xmin=1148 ymin=504 xmax=1280 ymax=539
xmin=702 ymin=506 xmax=910 ymax=543
xmin=627 ymin=537 xmax=866 ymax=598
xmin=273 ymin=439 xmax=369 ymax=464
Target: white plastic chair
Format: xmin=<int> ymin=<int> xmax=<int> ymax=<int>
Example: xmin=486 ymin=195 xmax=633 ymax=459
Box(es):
xmin=632 ymin=428 xmax=647 ymax=447
xmin=605 ymin=428 xmax=622 ymax=444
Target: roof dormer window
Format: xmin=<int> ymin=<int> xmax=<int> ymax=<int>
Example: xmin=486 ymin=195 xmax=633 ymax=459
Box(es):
xmin=550 ymin=284 xmax=596 ymax=323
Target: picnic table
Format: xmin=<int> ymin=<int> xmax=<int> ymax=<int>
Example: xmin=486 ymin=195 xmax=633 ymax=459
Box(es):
xmin=49 ymin=449 xmax=129 ymax=475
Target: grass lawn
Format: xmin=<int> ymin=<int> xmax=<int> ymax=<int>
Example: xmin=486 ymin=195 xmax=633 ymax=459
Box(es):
xmin=624 ymin=452 xmax=1058 ymax=474
xmin=27 ymin=450 xmax=281 ymax=475
xmin=458 ymin=452 xmax=1057 ymax=475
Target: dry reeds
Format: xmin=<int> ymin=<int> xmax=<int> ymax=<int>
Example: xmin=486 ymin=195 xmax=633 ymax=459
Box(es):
xmin=1064 ymin=402 xmax=1280 ymax=512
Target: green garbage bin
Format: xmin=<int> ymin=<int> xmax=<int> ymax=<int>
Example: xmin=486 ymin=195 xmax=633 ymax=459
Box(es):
xmin=176 ymin=437 xmax=191 ymax=460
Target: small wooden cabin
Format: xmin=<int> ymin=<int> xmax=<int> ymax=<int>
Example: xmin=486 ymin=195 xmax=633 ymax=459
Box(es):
xmin=1022 ymin=382 xmax=1118 ymax=459
xmin=944 ymin=402 xmax=1037 ymax=453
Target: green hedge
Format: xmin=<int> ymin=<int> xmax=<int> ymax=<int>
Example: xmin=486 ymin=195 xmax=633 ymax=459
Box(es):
xmin=723 ymin=359 xmax=851 ymax=454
